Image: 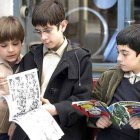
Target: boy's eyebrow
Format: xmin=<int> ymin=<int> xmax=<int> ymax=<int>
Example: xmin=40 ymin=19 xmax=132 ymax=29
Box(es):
xmin=119 ymin=50 xmax=129 ymax=53
xmin=35 ymin=26 xmax=50 ymax=30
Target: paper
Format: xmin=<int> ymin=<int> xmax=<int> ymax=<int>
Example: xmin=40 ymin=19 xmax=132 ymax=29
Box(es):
xmin=3 ymin=69 xmax=64 ymax=140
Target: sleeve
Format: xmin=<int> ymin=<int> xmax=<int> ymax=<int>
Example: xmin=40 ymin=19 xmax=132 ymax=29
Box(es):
xmin=88 ymin=69 xmax=116 ymax=127
xmin=54 ymin=51 xmax=93 ymax=127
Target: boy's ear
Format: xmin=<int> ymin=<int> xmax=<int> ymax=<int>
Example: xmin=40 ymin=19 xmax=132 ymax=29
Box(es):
xmin=60 ymin=20 xmax=68 ymax=32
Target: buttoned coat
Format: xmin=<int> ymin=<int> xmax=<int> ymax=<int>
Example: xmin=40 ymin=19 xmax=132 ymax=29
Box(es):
xmin=15 ymin=41 xmax=93 ymax=140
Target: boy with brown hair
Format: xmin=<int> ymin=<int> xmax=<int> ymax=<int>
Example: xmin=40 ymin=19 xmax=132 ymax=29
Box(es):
xmin=0 ymin=16 xmax=24 ymax=140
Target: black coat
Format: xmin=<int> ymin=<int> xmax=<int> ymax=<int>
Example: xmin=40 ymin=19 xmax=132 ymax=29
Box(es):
xmin=13 ymin=41 xmax=93 ymax=140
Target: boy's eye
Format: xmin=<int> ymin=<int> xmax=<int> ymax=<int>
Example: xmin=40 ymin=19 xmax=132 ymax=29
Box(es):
xmin=13 ymin=42 xmax=19 ymax=45
xmin=122 ymin=52 xmax=129 ymax=56
xmin=34 ymin=30 xmax=41 ymax=34
xmin=44 ymin=29 xmax=52 ymax=33
xmin=34 ymin=28 xmax=52 ymax=34
xmin=0 ymin=44 xmax=6 ymax=47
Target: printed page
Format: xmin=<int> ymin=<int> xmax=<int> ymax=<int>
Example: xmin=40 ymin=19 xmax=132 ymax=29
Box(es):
xmin=108 ymin=101 xmax=140 ymax=128
xmin=4 ymin=68 xmax=41 ymax=121
xmin=13 ymin=107 xmax=64 ymax=140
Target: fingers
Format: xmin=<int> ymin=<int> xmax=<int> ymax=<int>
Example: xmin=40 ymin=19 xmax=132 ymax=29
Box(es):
xmin=96 ymin=116 xmax=112 ymax=129
xmin=8 ymin=123 xmax=17 ymax=140
xmin=0 ymin=77 xmax=7 ymax=85
xmin=129 ymin=117 xmax=140 ymax=129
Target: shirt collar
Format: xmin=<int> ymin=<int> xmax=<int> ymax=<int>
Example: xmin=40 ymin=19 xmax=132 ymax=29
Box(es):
xmin=15 ymin=54 xmax=23 ymax=64
xmin=124 ymin=71 xmax=140 ymax=78
xmin=0 ymin=54 xmax=23 ymax=66
xmin=43 ymin=37 xmax=68 ymax=57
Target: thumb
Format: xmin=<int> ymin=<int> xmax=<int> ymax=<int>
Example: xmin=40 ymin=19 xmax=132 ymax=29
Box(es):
xmin=40 ymin=97 xmax=50 ymax=104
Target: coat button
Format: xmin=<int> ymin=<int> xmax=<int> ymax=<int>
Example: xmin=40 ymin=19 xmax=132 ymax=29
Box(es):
xmin=50 ymin=88 xmax=54 ymax=94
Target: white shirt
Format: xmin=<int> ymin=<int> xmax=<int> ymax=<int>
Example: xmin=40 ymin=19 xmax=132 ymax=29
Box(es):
xmin=41 ymin=38 xmax=68 ymax=96
xmin=124 ymin=71 xmax=140 ymax=84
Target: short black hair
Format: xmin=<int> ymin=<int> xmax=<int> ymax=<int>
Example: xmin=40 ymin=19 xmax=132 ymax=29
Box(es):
xmin=116 ymin=24 xmax=140 ymax=54
xmin=32 ymin=0 xmax=65 ymax=27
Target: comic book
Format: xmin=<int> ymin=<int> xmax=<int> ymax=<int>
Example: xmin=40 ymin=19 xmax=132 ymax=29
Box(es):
xmin=72 ymin=100 xmax=140 ymax=128
xmin=2 ymin=68 xmax=64 ymax=140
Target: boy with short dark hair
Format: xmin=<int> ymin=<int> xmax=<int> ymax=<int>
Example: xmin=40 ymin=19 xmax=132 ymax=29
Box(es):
xmin=92 ymin=24 xmax=140 ymax=140
xmin=0 ymin=16 xmax=24 ymax=140
xmin=12 ymin=0 xmax=93 ymax=140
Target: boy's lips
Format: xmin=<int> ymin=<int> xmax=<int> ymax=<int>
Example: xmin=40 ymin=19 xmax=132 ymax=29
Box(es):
xmin=44 ymin=42 xmax=50 ymax=46
xmin=120 ymin=64 xmax=126 ymax=68
xmin=7 ymin=55 xmax=16 ymax=58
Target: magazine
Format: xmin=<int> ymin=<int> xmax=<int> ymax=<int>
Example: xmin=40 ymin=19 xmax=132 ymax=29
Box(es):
xmin=72 ymin=100 xmax=140 ymax=128
xmin=3 ymin=68 xmax=64 ymax=140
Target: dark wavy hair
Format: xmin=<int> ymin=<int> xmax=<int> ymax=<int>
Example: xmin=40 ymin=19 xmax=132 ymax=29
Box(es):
xmin=116 ymin=24 xmax=140 ymax=54
xmin=32 ymin=0 xmax=65 ymax=27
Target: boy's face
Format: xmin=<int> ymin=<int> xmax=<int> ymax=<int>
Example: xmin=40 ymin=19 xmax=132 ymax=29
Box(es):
xmin=34 ymin=20 xmax=68 ymax=51
xmin=117 ymin=45 xmax=140 ymax=74
xmin=0 ymin=40 xmax=22 ymax=66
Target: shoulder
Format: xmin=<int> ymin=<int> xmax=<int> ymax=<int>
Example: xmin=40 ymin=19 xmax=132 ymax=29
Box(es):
xmin=23 ymin=43 xmax=43 ymax=58
xmin=29 ymin=43 xmax=43 ymax=53
xmin=100 ymin=66 xmax=123 ymax=81
xmin=66 ymin=40 xmax=91 ymax=58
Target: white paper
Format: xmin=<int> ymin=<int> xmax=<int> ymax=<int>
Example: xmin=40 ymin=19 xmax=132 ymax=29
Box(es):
xmin=13 ymin=107 xmax=64 ymax=140
xmin=3 ymin=69 xmax=64 ymax=140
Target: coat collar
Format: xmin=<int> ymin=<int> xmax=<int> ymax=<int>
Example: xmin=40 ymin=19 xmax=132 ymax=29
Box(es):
xmin=51 ymin=42 xmax=81 ymax=80
xmin=29 ymin=41 xmax=81 ymax=80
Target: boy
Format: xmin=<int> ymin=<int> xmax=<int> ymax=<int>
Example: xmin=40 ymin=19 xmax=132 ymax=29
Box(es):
xmin=92 ymin=24 xmax=140 ymax=140
xmin=0 ymin=16 xmax=24 ymax=140
xmin=12 ymin=0 xmax=93 ymax=140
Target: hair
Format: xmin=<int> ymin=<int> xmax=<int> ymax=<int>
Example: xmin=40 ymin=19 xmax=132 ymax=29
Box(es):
xmin=116 ymin=24 xmax=140 ymax=54
xmin=32 ymin=0 xmax=65 ymax=27
xmin=0 ymin=16 xmax=24 ymax=43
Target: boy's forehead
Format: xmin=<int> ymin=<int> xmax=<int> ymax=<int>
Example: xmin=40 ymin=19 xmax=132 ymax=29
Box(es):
xmin=117 ymin=45 xmax=136 ymax=53
xmin=117 ymin=45 xmax=129 ymax=50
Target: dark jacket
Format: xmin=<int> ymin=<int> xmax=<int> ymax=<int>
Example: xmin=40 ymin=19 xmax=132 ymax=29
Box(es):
xmin=93 ymin=67 xmax=123 ymax=105
xmin=92 ymin=67 xmax=140 ymax=140
xmin=12 ymin=41 xmax=93 ymax=140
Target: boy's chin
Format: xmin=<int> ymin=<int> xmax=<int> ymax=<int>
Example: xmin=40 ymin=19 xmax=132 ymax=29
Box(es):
xmin=7 ymin=59 xmax=17 ymax=66
xmin=122 ymin=69 xmax=130 ymax=72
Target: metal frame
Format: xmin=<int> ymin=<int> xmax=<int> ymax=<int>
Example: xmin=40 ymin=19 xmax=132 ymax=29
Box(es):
xmin=117 ymin=0 xmax=134 ymax=31
xmin=66 ymin=7 xmax=109 ymax=58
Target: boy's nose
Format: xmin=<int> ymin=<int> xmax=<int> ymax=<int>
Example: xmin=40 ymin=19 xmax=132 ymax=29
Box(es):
xmin=117 ymin=53 xmax=122 ymax=62
xmin=41 ymin=32 xmax=48 ymax=41
xmin=8 ymin=45 xmax=14 ymax=52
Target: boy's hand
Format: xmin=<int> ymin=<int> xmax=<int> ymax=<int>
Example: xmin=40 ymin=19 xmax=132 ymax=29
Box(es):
xmin=40 ymin=97 xmax=57 ymax=116
xmin=41 ymin=97 xmax=50 ymax=104
xmin=96 ymin=116 xmax=112 ymax=129
xmin=0 ymin=76 xmax=7 ymax=85
xmin=129 ymin=116 xmax=140 ymax=129
xmin=0 ymin=76 xmax=9 ymax=95
xmin=8 ymin=122 xmax=16 ymax=140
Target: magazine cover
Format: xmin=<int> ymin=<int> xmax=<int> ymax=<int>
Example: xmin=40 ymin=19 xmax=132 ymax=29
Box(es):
xmin=72 ymin=100 xmax=140 ymax=128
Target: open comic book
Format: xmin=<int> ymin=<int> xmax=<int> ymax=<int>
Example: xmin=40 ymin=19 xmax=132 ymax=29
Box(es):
xmin=3 ymin=68 xmax=64 ymax=140
xmin=72 ymin=100 xmax=140 ymax=128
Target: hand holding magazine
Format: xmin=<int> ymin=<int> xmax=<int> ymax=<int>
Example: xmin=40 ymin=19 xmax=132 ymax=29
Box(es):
xmin=72 ymin=100 xmax=140 ymax=128
xmin=3 ymin=68 xmax=64 ymax=140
